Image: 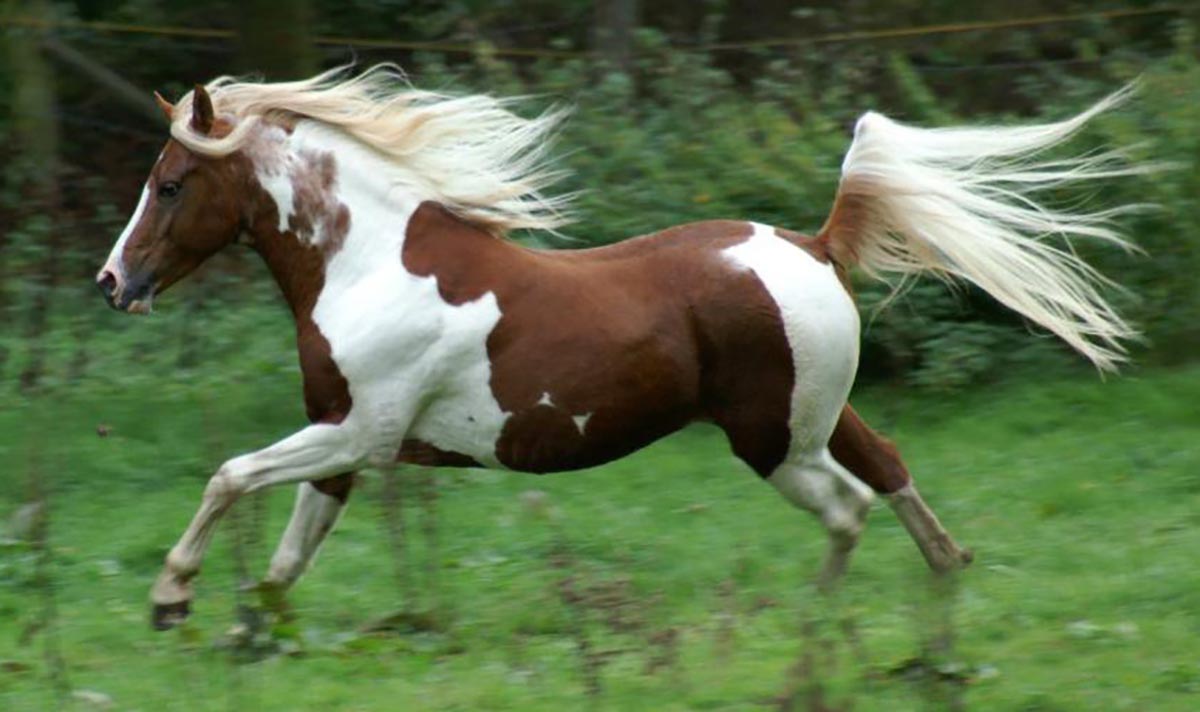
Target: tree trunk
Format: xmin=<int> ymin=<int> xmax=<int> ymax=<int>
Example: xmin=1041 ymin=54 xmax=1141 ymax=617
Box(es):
xmin=593 ymin=0 xmax=638 ymax=74
xmin=236 ymin=0 xmax=319 ymax=80
xmin=5 ymin=0 xmax=61 ymax=393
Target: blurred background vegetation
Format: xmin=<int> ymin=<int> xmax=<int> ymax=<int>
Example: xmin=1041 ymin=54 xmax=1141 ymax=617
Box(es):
xmin=3 ymin=3 xmax=1200 ymax=710
xmin=1 ymin=0 xmax=1197 ymax=394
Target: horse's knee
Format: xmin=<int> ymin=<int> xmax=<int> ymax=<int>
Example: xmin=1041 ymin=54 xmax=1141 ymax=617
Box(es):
xmin=206 ymin=457 xmax=253 ymax=502
xmin=163 ymin=547 xmax=195 ymax=578
xmin=205 ymin=469 xmax=231 ymax=497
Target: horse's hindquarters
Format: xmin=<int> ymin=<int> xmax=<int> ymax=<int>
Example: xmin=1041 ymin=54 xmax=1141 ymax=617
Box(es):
xmin=712 ymin=224 xmax=860 ymax=475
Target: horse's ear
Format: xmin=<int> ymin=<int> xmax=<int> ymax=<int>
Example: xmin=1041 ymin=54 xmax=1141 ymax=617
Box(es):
xmin=153 ymin=92 xmax=174 ymax=123
xmin=190 ymin=84 xmax=214 ymax=135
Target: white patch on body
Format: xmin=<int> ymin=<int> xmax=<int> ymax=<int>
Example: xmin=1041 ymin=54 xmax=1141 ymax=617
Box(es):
xmin=723 ymin=223 xmax=860 ymax=457
xmin=268 ymin=122 xmax=512 ymax=468
xmin=537 ymin=392 xmax=554 ymax=407
xmin=724 ymin=224 xmax=872 ymax=563
xmin=572 ymin=413 xmax=591 ymax=434
xmin=258 ymin=165 xmax=296 ymax=233
xmin=251 ymin=125 xmax=298 ymax=233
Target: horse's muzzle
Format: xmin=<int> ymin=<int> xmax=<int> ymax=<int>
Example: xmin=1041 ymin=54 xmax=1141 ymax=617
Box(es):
xmin=96 ymin=269 xmax=119 ymax=309
xmin=96 ymin=268 xmax=154 ymax=314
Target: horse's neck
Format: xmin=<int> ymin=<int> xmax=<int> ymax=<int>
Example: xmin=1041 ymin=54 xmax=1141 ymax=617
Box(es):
xmin=247 ymin=122 xmax=428 ymax=319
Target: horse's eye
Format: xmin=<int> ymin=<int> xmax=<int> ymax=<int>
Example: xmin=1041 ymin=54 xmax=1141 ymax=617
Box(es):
xmin=158 ymin=181 xmax=181 ymax=199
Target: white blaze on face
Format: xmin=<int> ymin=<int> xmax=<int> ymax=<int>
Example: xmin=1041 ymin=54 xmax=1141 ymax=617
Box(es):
xmin=99 ymin=184 xmax=151 ymax=289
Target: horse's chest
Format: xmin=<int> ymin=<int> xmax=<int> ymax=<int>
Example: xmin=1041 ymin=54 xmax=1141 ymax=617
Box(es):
xmin=310 ymin=272 xmax=510 ymax=466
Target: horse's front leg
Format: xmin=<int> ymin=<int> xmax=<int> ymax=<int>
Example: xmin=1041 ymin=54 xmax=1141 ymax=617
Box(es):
xmin=150 ymin=424 xmax=364 ymax=630
xmin=255 ymin=473 xmax=355 ymax=611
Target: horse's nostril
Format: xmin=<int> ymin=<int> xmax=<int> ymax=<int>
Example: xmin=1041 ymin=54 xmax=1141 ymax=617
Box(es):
xmin=97 ymin=270 xmax=117 ymax=299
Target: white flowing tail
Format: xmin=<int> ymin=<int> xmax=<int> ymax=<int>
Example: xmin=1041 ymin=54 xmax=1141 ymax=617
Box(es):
xmin=819 ymin=86 xmax=1150 ymax=371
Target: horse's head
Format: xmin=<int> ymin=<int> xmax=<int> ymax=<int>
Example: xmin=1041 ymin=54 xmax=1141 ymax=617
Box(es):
xmin=97 ymin=86 xmax=248 ymax=313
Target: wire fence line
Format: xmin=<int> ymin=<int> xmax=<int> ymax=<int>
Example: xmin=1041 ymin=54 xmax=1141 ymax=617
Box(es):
xmin=2 ymin=4 xmax=1186 ymax=60
xmin=0 ymin=47 xmax=1171 ymax=192
xmin=3 ymin=5 xmax=1179 ymax=173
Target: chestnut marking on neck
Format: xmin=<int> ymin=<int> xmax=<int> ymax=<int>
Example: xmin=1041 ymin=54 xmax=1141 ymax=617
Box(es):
xmin=243 ymin=122 xmax=354 ymax=425
xmin=251 ymin=125 xmax=351 ymax=254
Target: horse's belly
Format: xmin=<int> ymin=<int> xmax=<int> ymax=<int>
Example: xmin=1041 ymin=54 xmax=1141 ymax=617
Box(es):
xmin=403 ymin=390 xmax=509 ymax=468
xmin=491 ymin=399 xmax=691 ymax=473
xmin=404 ymin=380 xmax=693 ymax=474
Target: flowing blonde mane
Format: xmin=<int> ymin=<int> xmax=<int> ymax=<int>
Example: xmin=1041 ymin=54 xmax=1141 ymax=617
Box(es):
xmin=168 ymin=64 xmax=572 ymax=235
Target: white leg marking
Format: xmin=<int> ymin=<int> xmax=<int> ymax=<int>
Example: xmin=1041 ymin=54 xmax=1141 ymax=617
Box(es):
xmin=887 ymin=483 xmax=973 ymax=572
xmin=769 ymin=450 xmax=875 ymax=590
xmin=726 ymin=225 xmax=867 ymax=588
xmin=151 ymin=424 xmax=364 ymax=606
xmin=265 ymin=482 xmax=348 ymax=587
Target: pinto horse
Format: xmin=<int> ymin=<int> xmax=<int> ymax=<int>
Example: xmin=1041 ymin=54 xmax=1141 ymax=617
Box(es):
xmin=97 ymin=66 xmax=1142 ymax=630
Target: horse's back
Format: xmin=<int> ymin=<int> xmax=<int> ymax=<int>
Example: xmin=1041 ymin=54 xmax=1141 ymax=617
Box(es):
xmin=401 ymin=206 xmax=858 ymax=475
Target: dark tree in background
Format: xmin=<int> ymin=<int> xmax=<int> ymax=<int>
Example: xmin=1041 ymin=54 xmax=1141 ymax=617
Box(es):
xmin=594 ymin=0 xmax=637 ymax=72
xmin=236 ymin=0 xmax=318 ymax=79
xmin=5 ymin=0 xmax=61 ymax=391
xmin=0 ymin=0 xmax=1195 ymax=388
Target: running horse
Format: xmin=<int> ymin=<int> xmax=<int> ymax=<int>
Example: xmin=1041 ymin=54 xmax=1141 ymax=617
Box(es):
xmin=97 ymin=66 xmax=1142 ymax=630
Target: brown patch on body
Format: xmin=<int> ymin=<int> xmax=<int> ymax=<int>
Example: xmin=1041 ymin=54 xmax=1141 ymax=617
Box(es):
xmin=827 ymin=404 xmax=911 ymax=493
xmin=816 ymin=190 xmax=872 ymax=267
xmin=402 ymin=203 xmax=796 ymax=476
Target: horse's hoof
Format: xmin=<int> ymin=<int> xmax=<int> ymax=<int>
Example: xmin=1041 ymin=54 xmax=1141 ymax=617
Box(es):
xmin=151 ymin=600 xmax=191 ymax=631
xmin=959 ymin=548 xmax=975 ymax=566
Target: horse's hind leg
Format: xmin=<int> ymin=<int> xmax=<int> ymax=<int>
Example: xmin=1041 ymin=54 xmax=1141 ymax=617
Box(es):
xmin=261 ymin=473 xmax=355 ymax=593
xmin=829 ymin=404 xmax=973 ymax=573
xmin=768 ymin=450 xmax=875 ymax=591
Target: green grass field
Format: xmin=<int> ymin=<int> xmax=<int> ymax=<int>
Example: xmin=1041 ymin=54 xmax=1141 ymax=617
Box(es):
xmin=2 ymin=364 xmax=1199 ymax=710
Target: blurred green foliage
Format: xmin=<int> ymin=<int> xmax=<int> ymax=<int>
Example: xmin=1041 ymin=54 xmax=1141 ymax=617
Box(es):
xmin=0 ymin=4 xmax=1197 ymax=394
xmin=1 ymin=7 xmax=1198 ymax=708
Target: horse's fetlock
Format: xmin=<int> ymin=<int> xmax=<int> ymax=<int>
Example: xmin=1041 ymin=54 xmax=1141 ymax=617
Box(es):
xmin=825 ymin=505 xmax=867 ymax=542
xmin=164 ymin=548 xmax=196 ymax=578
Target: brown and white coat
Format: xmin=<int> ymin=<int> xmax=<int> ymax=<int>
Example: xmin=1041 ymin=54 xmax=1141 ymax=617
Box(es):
xmin=99 ymin=71 xmax=1141 ymax=628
